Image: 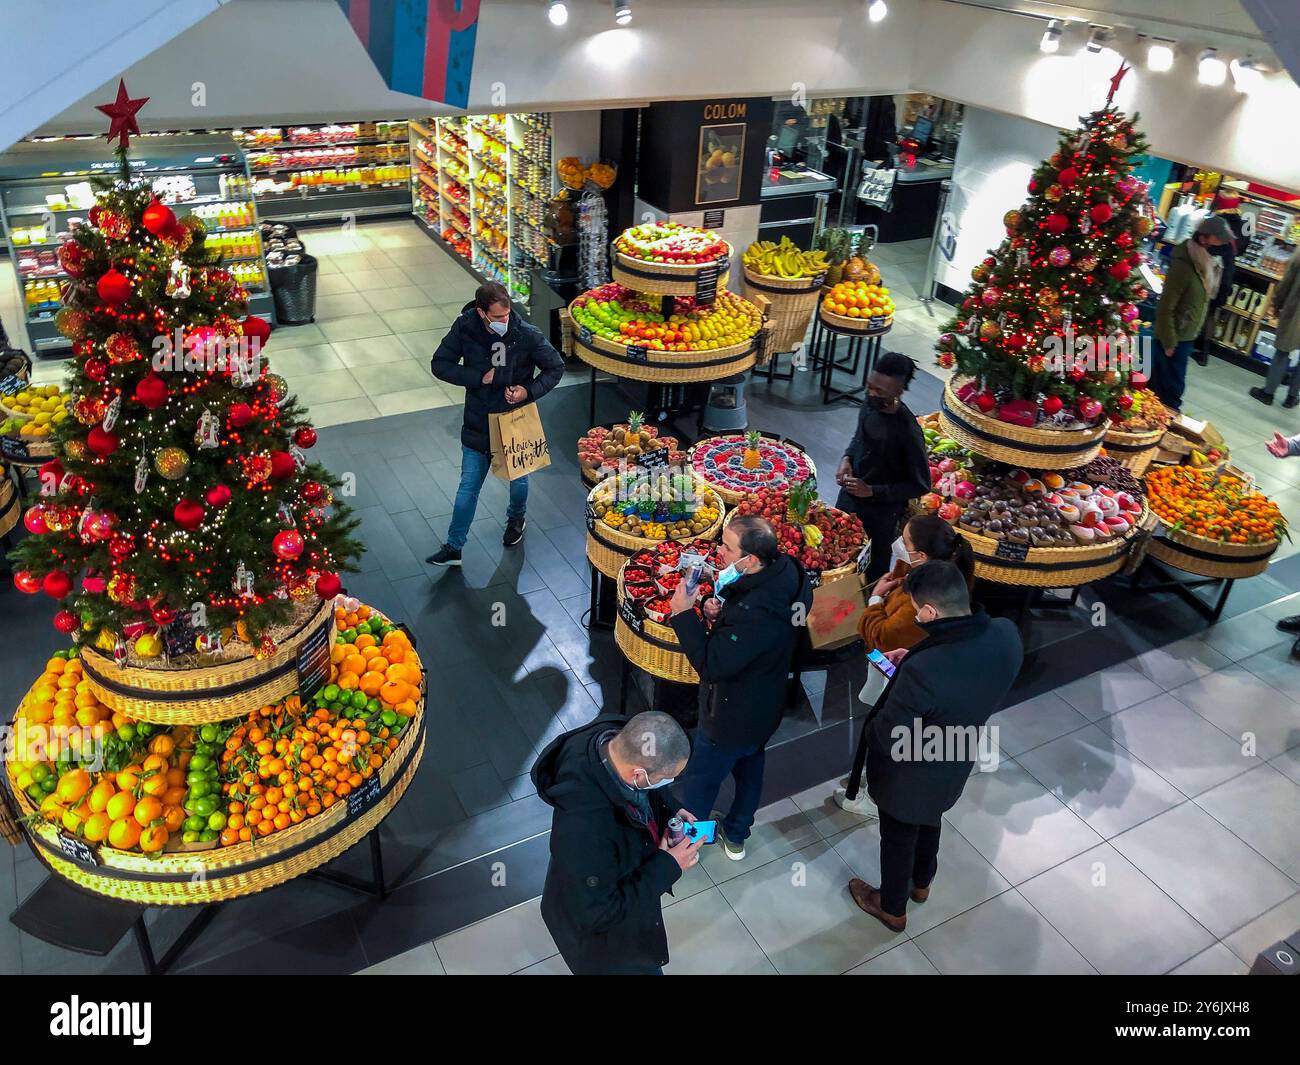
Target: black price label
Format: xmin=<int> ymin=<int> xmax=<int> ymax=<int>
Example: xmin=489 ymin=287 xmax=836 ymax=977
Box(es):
xmin=695 ymin=261 xmax=720 ymax=307
xmin=618 ymin=597 xmax=643 ymax=631
xmin=578 ymin=325 xmax=593 ymax=346
xmin=296 ymin=618 xmax=332 ymax=702
xmin=703 ymin=209 xmax=725 ymax=229
xmin=585 ymin=503 xmax=597 ymax=531
xmin=56 ymin=831 xmax=99 ymax=867
xmin=0 ymin=373 xmax=24 ymax=396
xmin=640 ymin=446 xmax=670 ymax=471
xmin=811 ymin=272 xmax=827 ymax=289
xmin=1 ymin=435 xmax=30 ymax=461
xmin=346 ymin=774 xmax=382 ymax=818
xmin=625 ymin=344 xmax=649 ymax=364
xmin=808 ymin=569 xmax=823 ymax=589
xmin=994 ymin=539 xmax=1030 ymax=562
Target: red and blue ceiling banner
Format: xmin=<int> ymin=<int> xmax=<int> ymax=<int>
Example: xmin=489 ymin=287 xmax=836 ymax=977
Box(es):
xmin=336 ymin=0 xmax=479 ymax=109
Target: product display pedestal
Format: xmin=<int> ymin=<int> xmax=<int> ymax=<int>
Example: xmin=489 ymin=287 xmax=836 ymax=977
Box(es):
xmin=809 ymin=304 xmax=892 ymax=406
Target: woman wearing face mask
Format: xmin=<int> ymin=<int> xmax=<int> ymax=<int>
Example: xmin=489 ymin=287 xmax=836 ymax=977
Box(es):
xmin=834 ymin=352 xmax=932 ymax=582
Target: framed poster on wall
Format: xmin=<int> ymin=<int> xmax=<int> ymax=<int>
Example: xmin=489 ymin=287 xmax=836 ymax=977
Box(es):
xmin=696 ymin=123 xmax=745 ymax=205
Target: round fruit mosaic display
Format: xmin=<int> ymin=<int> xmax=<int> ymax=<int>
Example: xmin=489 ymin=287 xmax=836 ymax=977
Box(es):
xmin=690 ymin=434 xmax=814 ymax=496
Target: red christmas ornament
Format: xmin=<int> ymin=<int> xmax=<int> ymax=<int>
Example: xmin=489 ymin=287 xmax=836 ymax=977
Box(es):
xmin=1116 ymin=231 xmax=1135 ymax=249
xmin=173 ymin=499 xmax=206 ymax=530
xmin=14 ymin=571 xmax=41 ymax=594
xmin=151 ymin=603 xmax=178 ymax=626
xmin=109 ymin=537 xmax=135 ymax=561
xmin=1078 ymin=397 xmax=1103 ymax=421
xmin=1028 ymin=178 xmax=1038 ymax=193
xmin=142 ymin=200 xmax=176 ymax=237
xmin=54 ymin=611 xmax=79 ymax=635
xmin=82 ymin=574 xmax=108 ymax=594
xmin=937 ymin=351 xmax=956 ymax=370
xmin=1057 ymin=167 xmax=1079 ymax=188
xmin=1108 ymin=261 xmax=1132 ymax=280
xmin=84 ymin=357 xmax=108 ymax=382
xmin=1068 ymin=365 xmax=1087 ymax=383
xmin=272 ymin=529 xmax=305 ymax=560
xmin=105 ymin=332 xmax=141 ymax=364
xmin=23 ymin=505 xmax=49 ymax=535
xmin=269 ymin=451 xmax=296 ymax=480
xmin=39 ymin=458 xmax=64 ymax=484
xmin=95 ymin=78 xmax=149 ymax=149
xmin=134 ymin=373 xmax=169 ymax=410
xmin=1042 ymin=395 xmax=1064 ymax=416
xmin=1117 ymin=393 xmax=1134 ymax=410
xmin=228 ymin=402 xmax=253 ymax=428
xmin=242 ymin=315 xmax=272 ymax=346
xmin=1044 ymin=213 xmax=1070 ymax=235
xmin=57 ymin=240 xmax=86 ymax=278
xmin=293 ymin=426 xmax=317 ymax=449
xmin=315 ymin=572 xmax=342 ymax=599
xmin=97 ymin=268 xmax=132 ymax=305
xmin=206 ymin=483 xmax=233 ymax=508
xmin=1089 ymin=203 xmax=1114 ymax=225
xmin=42 ymin=570 xmax=73 ymax=599
xmin=300 ymin=480 xmax=325 ymax=504
xmin=975 ymin=391 xmax=997 ymax=413
xmin=86 ymin=425 xmax=120 ymax=457
xmin=185 ymin=326 xmax=218 ymax=357
xmin=1131 ymin=371 xmax=1149 ymax=390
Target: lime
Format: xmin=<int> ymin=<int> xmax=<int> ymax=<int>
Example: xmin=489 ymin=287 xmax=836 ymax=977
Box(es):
xmin=322 ymin=684 xmax=340 ymax=703
xmin=26 ymin=783 xmax=43 ymax=801
xmin=182 ymin=830 xmax=200 ymax=844
xmin=207 ymin=811 xmax=227 ymax=831
xmin=41 ymin=777 xmax=57 ymax=794
xmin=192 ymin=795 xmax=219 ymax=818
xmin=380 ymin=709 xmax=398 ymax=727
xmin=190 ymin=753 xmax=212 ymax=772
xmin=186 ymin=769 xmax=208 ymax=787
xmin=350 ymin=690 xmax=368 ymax=711
xmin=116 ymin=724 xmax=136 ymax=742
xmin=30 ymin=763 xmax=51 ymax=784
xmin=183 ymin=815 xmax=206 ymax=833
xmin=366 ymin=698 xmax=383 ymax=717
xmin=53 ymin=649 xmax=69 ymax=659
xmin=136 ymin=722 xmax=154 ymax=739
xmin=355 ymin=621 xmax=370 ymax=635
xmin=391 ymin=716 xmax=408 ymax=733
xmin=199 ymin=723 xmax=220 ymax=744
xmin=328 ymin=702 xmax=345 ymax=716
xmin=198 ymin=829 xmax=219 ymax=842
xmin=341 ymin=628 xmax=357 ymax=643
xmin=188 ymin=779 xmax=211 ymax=799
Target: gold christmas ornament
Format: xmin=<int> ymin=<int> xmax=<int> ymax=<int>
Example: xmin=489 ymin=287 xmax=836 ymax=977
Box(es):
xmin=107 ymin=573 xmax=137 ymax=605
xmin=979 ymin=320 xmax=1002 ymax=341
xmin=154 ymin=446 xmax=191 ymax=480
xmin=55 ymin=308 xmax=88 ymax=339
xmin=1136 ymin=217 xmax=1154 ymax=236
xmin=95 ymin=628 xmax=118 ymax=652
xmin=1037 ymin=288 xmax=1059 ymax=307
xmin=64 ymin=438 xmax=88 ymax=461
xmin=1045 ymin=184 xmax=1065 ymax=203
xmin=1003 ymin=210 xmax=1022 ymax=230
xmin=134 ymin=632 xmax=164 ymax=658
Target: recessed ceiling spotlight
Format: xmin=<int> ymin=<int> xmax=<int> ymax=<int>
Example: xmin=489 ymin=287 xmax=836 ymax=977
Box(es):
xmin=1230 ymin=56 xmax=1266 ymax=93
xmin=547 ymin=1 xmax=568 ymax=27
xmin=1040 ymin=19 xmax=1063 ymax=54
xmin=868 ymin=0 xmax=888 ymax=23
xmin=1086 ymin=26 xmax=1114 ymax=54
xmin=1198 ymin=48 xmax=1227 ymax=86
xmin=613 ymin=1 xmax=632 ymax=26
xmin=1147 ymin=38 xmax=1175 ymax=73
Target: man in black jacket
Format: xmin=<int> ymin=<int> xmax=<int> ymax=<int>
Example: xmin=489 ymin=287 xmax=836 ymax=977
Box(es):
xmin=427 ymin=281 xmax=564 ymax=565
xmin=848 ymin=560 xmax=1022 ymax=932
xmin=834 ymin=352 xmax=931 ymax=582
xmin=668 ymin=515 xmax=813 ymax=861
xmin=532 ymin=711 xmax=703 ymax=975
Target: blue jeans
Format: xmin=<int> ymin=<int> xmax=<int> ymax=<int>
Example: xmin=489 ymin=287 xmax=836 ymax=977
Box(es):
xmin=682 ymin=731 xmax=766 ymax=844
xmin=446 ymin=445 xmax=527 ymax=550
xmin=1149 ymin=338 xmax=1195 ymax=411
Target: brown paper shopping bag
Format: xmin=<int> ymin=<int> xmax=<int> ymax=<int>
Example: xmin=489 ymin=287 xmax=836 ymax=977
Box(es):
xmin=489 ymin=403 xmax=551 ymax=481
xmin=806 ymin=570 xmax=867 ymax=650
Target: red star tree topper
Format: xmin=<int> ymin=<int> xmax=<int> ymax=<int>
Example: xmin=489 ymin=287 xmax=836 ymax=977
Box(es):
xmin=8 ymin=86 xmax=361 ymax=647
xmin=95 ymin=79 xmax=149 ymax=151
xmin=936 ymin=101 xmax=1156 ymax=425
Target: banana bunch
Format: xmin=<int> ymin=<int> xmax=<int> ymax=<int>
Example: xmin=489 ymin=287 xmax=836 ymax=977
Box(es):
xmin=744 ymin=236 xmax=828 ymax=278
xmin=802 ymin=524 xmax=824 ymax=548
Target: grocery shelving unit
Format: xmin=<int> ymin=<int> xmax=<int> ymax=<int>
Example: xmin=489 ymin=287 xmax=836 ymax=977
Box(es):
xmin=0 ymin=135 xmax=275 ymax=357
xmin=234 ymin=120 xmax=411 ymax=224
xmin=409 ymin=112 xmax=555 ymax=308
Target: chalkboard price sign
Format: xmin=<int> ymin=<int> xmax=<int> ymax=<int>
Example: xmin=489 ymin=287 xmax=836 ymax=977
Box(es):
xmin=56 ymin=832 xmax=99 ymax=867
xmin=346 ymin=774 xmax=382 ymax=818
xmin=578 ymin=325 xmax=594 ymax=346
xmin=994 ymin=539 xmax=1030 ymax=562
xmin=618 ymin=598 xmax=643 ymax=631
xmin=295 ymin=619 xmax=332 ymax=702
xmin=584 ymin=503 xmax=597 ymax=531
xmin=639 ymin=446 xmax=671 ymax=471
xmin=695 ymin=261 xmax=720 ymax=306
xmin=625 ymin=344 xmax=649 ymax=364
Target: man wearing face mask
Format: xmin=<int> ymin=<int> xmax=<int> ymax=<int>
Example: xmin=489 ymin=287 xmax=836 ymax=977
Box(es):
xmin=428 ymin=281 xmax=564 ymax=565
xmin=532 ymin=711 xmax=702 ymax=975
xmin=835 ymin=352 xmax=931 ymax=582
xmin=666 ymin=515 xmax=813 ymax=860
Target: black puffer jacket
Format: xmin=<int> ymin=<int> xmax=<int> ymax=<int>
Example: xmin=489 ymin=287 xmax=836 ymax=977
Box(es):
xmin=430 ymin=302 xmax=565 ymax=454
xmin=532 ymin=716 xmax=683 ymax=975
xmin=670 ymin=554 xmax=813 ymax=749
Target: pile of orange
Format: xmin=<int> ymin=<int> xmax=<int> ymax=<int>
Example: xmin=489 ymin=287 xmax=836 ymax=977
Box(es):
xmin=12 ymin=654 xmax=135 ymax=763
xmin=1145 ymin=466 xmax=1286 ymax=544
xmin=329 ymin=604 xmax=421 ymax=715
xmin=825 ymin=280 xmax=895 ymax=320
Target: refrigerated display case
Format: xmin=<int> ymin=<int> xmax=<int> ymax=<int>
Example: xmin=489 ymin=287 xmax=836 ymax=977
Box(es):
xmin=235 ymin=120 xmax=411 ymax=223
xmin=0 ymin=134 xmax=275 ymax=356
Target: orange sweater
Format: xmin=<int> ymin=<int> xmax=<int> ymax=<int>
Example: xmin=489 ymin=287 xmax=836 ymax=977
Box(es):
xmin=857 ymin=561 xmax=927 ymax=652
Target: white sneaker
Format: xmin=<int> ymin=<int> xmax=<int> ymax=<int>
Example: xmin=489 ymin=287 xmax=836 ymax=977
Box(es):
xmin=719 ymin=829 xmax=746 ymax=861
xmin=834 ymin=787 xmax=879 ymax=819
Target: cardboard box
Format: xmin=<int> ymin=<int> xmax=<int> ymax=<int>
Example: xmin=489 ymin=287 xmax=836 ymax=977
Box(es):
xmin=1168 ymin=414 xmax=1225 ymax=448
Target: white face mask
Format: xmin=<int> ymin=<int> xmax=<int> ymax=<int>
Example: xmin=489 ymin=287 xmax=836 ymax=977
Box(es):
xmin=891 ymin=537 xmax=914 ymax=570
xmin=634 ymin=768 xmax=674 ymax=790
xmin=488 ymin=319 xmax=508 ymax=336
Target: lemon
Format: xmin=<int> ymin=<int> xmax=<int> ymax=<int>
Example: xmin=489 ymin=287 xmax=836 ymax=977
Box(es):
xmin=33 ymin=412 xmax=51 ymax=425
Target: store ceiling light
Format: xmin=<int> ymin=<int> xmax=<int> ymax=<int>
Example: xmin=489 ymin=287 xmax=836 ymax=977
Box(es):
xmin=1146 ymin=39 xmax=1175 ymax=73
xmin=1198 ymin=48 xmax=1227 ymax=86
xmin=547 ymin=1 xmax=568 ymax=27
xmin=613 ymin=1 xmax=632 ymax=26
xmin=868 ymin=0 xmax=888 ymax=23
xmin=1040 ymin=20 xmax=1063 ymax=54
xmin=1085 ymin=26 xmax=1114 ymax=54
xmin=1230 ymin=57 xmax=1266 ymax=93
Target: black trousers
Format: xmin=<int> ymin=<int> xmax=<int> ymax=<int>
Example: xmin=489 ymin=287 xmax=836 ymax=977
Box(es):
xmin=837 ymin=498 xmax=904 ymax=582
xmin=878 ymin=809 xmax=941 ymax=917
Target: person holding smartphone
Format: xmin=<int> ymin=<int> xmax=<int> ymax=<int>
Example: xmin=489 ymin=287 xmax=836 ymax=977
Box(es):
xmin=834 ymin=352 xmax=931 ymax=581
xmin=847 ymin=560 xmax=1021 ymax=933
xmin=532 ymin=711 xmax=702 ymax=975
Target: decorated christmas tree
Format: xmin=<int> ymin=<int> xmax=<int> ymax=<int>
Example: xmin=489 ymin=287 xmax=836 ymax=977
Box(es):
xmin=8 ymin=81 xmax=360 ymax=660
xmin=937 ymin=81 xmax=1157 ymax=428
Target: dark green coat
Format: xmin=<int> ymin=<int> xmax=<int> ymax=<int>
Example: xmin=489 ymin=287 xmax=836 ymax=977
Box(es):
xmin=1154 ymin=241 xmax=1212 ymax=348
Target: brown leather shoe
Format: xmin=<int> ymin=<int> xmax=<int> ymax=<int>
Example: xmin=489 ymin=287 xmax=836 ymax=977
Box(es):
xmin=911 ymin=885 xmax=930 ymax=903
xmin=848 ymin=878 xmax=906 ymax=932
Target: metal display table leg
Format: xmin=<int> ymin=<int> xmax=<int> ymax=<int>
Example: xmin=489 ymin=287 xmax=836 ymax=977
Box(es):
xmin=823 ymin=334 xmax=882 ymax=405
xmin=1130 ymin=557 xmax=1235 ymax=622
xmin=584 ymin=564 xmax=616 ymax=631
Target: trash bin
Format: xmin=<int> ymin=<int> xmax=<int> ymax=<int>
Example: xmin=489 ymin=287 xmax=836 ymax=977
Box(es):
xmin=269 ymin=254 xmax=318 ymax=325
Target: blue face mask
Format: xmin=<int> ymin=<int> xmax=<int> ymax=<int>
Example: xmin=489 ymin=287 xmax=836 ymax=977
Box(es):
xmin=634 ymin=769 xmax=675 ymax=790
xmin=488 ymin=319 xmax=508 ymax=336
xmin=715 ymin=556 xmax=750 ymax=596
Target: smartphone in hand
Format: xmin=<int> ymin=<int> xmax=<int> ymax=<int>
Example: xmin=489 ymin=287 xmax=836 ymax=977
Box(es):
xmin=682 ymin=819 xmax=718 ymax=844
xmin=867 ymin=648 xmax=896 ymax=678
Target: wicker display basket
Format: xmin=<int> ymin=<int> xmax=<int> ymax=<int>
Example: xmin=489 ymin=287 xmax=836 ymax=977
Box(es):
xmin=6 ymin=700 xmax=425 ymax=904
xmin=578 ymin=423 xmax=680 ymax=489
xmin=585 ymin=475 xmax=726 ymax=580
xmin=1101 ymin=424 xmax=1165 ymax=475
xmin=569 ymin=313 xmax=759 ymax=385
xmin=686 ymin=432 xmax=817 ymax=506
xmin=818 ymin=303 xmax=893 ymax=335
xmin=742 ymin=266 xmax=823 ymax=354
xmin=0 ymin=432 xmax=57 ymax=465
xmin=939 ymin=379 xmax=1107 ymax=469
xmin=613 ymin=560 xmax=698 ymax=684
xmin=956 ymin=518 xmax=1145 ymax=587
xmin=720 ymin=508 xmax=863 ymax=588
xmin=611 ymin=244 xmax=732 ymax=296
xmin=79 ymin=597 xmax=335 ymax=725
xmin=1145 ymin=525 xmax=1280 ymax=579
xmin=0 ymin=474 xmax=19 ymax=538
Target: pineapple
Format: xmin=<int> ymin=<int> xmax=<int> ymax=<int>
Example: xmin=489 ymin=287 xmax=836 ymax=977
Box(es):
xmin=786 ymin=477 xmax=817 ymax=523
xmin=742 ymin=430 xmax=762 ymax=470
xmin=627 ymin=410 xmax=651 ymax=448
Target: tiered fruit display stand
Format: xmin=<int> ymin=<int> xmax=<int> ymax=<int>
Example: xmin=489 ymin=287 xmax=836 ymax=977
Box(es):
xmin=4 ymin=600 xmax=425 ymax=911
xmin=809 ymin=279 xmax=895 ymax=405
